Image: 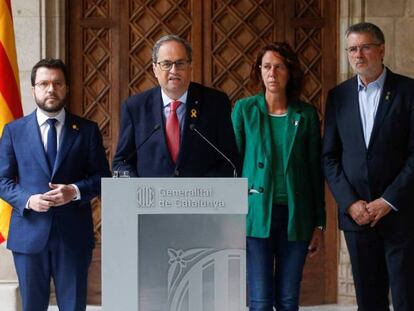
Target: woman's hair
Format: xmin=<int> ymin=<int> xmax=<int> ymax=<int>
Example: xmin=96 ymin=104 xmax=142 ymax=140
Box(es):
xmin=250 ymin=42 xmax=303 ymax=100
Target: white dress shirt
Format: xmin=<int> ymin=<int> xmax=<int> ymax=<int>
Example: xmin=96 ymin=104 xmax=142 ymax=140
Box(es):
xmin=26 ymin=109 xmax=80 ymax=209
xmin=36 ymin=108 xmax=66 ymax=152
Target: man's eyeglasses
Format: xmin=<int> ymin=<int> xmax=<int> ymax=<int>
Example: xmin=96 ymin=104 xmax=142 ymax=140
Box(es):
xmin=34 ymin=80 xmax=66 ymax=91
xmin=345 ymin=43 xmax=382 ymax=55
xmin=156 ymin=60 xmax=190 ymax=71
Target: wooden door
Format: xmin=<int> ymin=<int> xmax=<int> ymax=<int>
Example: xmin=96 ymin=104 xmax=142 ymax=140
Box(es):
xmin=67 ymin=0 xmax=338 ymax=305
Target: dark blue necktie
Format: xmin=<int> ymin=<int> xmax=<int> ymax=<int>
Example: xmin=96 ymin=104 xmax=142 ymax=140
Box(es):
xmin=46 ymin=118 xmax=58 ymax=170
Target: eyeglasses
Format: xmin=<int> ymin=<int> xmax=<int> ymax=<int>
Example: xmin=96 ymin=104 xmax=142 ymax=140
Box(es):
xmin=345 ymin=43 xmax=382 ymax=55
xmin=259 ymin=63 xmax=287 ymax=72
xmin=34 ymin=80 xmax=66 ymax=91
xmin=156 ymin=60 xmax=190 ymax=71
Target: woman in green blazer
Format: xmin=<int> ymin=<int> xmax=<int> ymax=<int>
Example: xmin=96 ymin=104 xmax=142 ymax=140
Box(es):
xmin=232 ymin=42 xmax=325 ymax=311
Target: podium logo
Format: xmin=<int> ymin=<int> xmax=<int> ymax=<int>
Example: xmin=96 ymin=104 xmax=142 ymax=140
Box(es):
xmin=136 ymin=187 xmax=155 ymax=208
xmin=167 ymin=248 xmax=246 ymax=311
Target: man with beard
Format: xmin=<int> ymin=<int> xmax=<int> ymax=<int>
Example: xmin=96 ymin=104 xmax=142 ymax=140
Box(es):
xmin=0 ymin=58 xmax=110 ymax=311
xmin=322 ymin=23 xmax=414 ymax=311
xmin=112 ymin=35 xmax=239 ymax=177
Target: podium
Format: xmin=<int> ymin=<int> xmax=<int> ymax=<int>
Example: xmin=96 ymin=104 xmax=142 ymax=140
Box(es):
xmin=102 ymin=177 xmax=248 ymax=311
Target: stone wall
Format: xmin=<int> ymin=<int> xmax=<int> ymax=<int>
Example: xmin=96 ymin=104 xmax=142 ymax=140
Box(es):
xmin=340 ymin=0 xmax=414 ymax=82
xmin=366 ymin=0 xmax=414 ymax=78
xmin=11 ymin=0 xmax=65 ymax=115
xmin=0 ymin=245 xmax=16 ymax=280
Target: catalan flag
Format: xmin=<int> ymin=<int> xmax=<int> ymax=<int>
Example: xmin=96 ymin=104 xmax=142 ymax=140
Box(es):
xmin=0 ymin=0 xmax=23 ymax=243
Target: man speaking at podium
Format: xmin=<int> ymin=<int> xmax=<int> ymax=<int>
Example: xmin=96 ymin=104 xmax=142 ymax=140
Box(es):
xmin=112 ymin=35 xmax=239 ymax=177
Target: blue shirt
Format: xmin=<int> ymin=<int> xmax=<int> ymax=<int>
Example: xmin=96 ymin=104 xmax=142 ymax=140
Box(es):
xmin=357 ymin=69 xmax=396 ymax=210
xmin=357 ymin=68 xmax=386 ymax=148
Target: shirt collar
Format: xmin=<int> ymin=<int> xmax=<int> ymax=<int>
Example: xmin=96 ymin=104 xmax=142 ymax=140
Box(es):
xmin=36 ymin=108 xmax=66 ymax=127
xmin=161 ymin=89 xmax=188 ymax=107
xmin=357 ymin=67 xmax=387 ymax=91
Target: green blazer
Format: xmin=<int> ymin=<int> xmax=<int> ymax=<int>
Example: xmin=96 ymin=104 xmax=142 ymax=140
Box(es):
xmin=232 ymin=93 xmax=325 ymax=241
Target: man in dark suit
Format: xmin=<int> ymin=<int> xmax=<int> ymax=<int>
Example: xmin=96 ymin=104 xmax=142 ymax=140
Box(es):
xmin=0 ymin=58 xmax=110 ymax=311
xmin=112 ymin=35 xmax=239 ymax=177
xmin=322 ymin=23 xmax=414 ymax=311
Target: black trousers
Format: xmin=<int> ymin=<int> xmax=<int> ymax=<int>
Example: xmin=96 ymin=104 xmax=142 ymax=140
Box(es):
xmin=344 ymin=222 xmax=414 ymax=311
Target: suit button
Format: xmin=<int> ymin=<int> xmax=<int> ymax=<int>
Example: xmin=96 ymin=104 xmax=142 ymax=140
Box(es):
xmin=174 ymin=170 xmax=180 ymax=176
xmin=367 ymin=154 xmax=372 ymax=160
xmin=258 ymin=162 xmax=264 ymax=169
xmin=258 ymin=187 xmax=264 ymax=193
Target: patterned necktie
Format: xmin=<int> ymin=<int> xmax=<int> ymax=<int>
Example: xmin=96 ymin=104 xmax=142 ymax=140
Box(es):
xmin=166 ymin=101 xmax=181 ymax=163
xmin=46 ymin=118 xmax=58 ymax=170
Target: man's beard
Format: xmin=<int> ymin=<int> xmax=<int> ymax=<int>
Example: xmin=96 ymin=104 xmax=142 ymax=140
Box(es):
xmin=35 ymin=93 xmax=67 ymax=113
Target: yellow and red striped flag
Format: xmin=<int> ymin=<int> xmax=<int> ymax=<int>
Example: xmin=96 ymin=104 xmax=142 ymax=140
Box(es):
xmin=0 ymin=0 xmax=23 ymax=244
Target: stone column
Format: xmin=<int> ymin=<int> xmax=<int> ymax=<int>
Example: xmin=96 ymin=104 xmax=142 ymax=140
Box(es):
xmin=0 ymin=245 xmax=21 ymax=311
xmin=12 ymin=0 xmax=66 ymax=115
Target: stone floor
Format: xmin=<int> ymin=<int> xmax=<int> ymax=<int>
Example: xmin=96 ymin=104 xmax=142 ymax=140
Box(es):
xmin=301 ymin=306 xmax=357 ymax=311
xmin=48 ymin=305 xmax=360 ymax=311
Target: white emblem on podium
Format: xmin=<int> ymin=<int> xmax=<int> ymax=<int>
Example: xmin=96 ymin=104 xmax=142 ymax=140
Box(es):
xmin=136 ymin=186 xmax=155 ymax=207
xmin=168 ymin=248 xmax=246 ymax=311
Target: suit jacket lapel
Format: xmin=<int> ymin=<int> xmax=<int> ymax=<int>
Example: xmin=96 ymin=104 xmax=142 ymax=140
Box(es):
xmin=177 ymin=82 xmax=199 ymax=165
xmin=284 ymin=102 xmax=301 ymax=173
xmin=152 ymin=87 xmax=165 ymax=131
xmin=343 ymin=77 xmax=366 ymax=150
xmin=27 ymin=111 xmax=50 ymax=176
xmin=53 ymin=113 xmax=78 ymax=176
xmin=368 ymin=69 xmax=395 ymax=150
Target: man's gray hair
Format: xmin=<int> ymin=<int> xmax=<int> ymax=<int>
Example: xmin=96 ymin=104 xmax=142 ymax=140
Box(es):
xmin=152 ymin=35 xmax=192 ymax=63
xmin=345 ymin=22 xmax=385 ymax=44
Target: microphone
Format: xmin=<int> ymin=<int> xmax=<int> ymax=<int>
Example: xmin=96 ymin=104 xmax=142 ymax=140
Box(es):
xmin=190 ymin=124 xmax=238 ymax=177
xmin=123 ymin=124 xmax=161 ymax=163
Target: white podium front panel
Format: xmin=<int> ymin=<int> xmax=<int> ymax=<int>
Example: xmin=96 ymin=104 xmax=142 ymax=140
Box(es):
xmin=102 ymin=178 xmax=247 ymax=311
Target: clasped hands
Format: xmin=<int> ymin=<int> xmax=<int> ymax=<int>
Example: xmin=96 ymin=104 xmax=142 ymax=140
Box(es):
xmin=28 ymin=183 xmax=77 ymax=212
xmin=347 ymin=198 xmax=392 ymax=227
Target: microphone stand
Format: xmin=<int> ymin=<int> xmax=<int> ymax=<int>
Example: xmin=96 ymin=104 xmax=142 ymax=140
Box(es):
xmin=190 ymin=124 xmax=237 ymax=177
xmin=123 ymin=124 xmax=161 ymax=164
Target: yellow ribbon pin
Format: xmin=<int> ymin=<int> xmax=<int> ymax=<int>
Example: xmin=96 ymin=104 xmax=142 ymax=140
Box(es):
xmin=190 ymin=109 xmax=197 ymax=118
